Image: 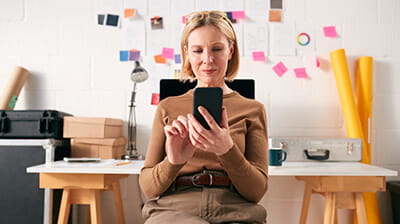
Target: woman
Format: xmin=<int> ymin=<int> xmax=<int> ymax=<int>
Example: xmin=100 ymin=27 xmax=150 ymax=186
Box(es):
xmin=139 ymin=10 xmax=269 ymax=224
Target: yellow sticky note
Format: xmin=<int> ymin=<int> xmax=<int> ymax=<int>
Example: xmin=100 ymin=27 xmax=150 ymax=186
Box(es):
xmin=124 ymin=9 xmax=136 ymax=18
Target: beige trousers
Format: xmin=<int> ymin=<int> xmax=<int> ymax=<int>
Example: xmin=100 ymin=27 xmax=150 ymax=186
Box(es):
xmin=142 ymin=186 xmax=267 ymax=224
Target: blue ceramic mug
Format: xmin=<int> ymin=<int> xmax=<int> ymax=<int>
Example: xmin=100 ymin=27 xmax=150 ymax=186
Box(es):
xmin=269 ymin=148 xmax=287 ymax=166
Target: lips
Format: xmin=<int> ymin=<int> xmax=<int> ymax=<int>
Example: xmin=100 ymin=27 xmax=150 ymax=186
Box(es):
xmin=201 ymin=69 xmax=217 ymax=74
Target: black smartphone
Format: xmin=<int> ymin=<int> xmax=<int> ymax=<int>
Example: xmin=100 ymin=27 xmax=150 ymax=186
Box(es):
xmin=193 ymin=87 xmax=223 ymax=130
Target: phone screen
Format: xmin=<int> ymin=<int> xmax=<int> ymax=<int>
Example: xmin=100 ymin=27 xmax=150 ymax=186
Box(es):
xmin=193 ymin=87 xmax=222 ymax=129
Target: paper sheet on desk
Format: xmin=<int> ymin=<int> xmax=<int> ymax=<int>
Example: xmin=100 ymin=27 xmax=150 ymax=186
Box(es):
xmin=52 ymin=159 xmax=116 ymax=168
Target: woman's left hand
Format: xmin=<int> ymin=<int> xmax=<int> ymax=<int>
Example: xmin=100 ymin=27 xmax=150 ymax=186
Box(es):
xmin=187 ymin=106 xmax=233 ymax=156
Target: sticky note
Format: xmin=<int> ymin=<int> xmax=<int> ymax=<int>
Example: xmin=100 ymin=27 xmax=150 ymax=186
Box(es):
xmin=174 ymin=54 xmax=181 ymax=64
xmin=323 ymin=26 xmax=337 ymax=37
xmin=129 ymin=50 xmax=140 ymax=61
xmin=151 ymin=93 xmax=160 ymax=105
xmin=124 ymin=9 xmax=136 ymax=18
xmin=120 ymin=51 xmax=129 ymax=61
xmin=294 ymin=67 xmax=308 ymax=78
xmin=106 ymin=14 xmax=119 ymax=27
xmin=162 ymin=48 xmax=174 ymax=59
xmin=226 ymin=12 xmax=237 ymax=23
xmin=271 ymin=0 xmax=283 ymax=9
xmin=269 ymin=10 xmax=282 ymax=22
xmin=174 ymin=69 xmax=181 ymax=78
xmin=232 ymin=11 xmax=245 ymax=19
xmin=252 ymin=51 xmax=266 ymax=62
xmin=272 ymin=61 xmax=288 ymax=77
xmin=154 ymin=54 xmax=167 ymax=64
xmin=182 ymin=16 xmax=187 ymax=24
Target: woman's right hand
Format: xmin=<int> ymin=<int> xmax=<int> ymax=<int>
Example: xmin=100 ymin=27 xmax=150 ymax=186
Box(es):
xmin=164 ymin=115 xmax=196 ymax=165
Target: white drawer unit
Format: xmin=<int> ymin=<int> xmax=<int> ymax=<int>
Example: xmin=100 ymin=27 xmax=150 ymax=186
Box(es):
xmin=269 ymin=137 xmax=362 ymax=162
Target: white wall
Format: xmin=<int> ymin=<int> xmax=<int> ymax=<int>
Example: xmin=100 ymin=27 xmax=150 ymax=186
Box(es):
xmin=1 ymin=0 xmax=399 ymax=223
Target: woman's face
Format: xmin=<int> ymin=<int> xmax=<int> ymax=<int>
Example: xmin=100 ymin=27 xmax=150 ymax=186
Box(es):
xmin=185 ymin=25 xmax=233 ymax=87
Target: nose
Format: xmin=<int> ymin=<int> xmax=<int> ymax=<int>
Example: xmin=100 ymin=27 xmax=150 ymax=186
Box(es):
xmin=201 ymin=50 xmax=214 ymax=64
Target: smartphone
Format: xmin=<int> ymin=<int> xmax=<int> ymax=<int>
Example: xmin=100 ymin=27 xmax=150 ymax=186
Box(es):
xmin=193 ymin=87 xmax=223 ymax=130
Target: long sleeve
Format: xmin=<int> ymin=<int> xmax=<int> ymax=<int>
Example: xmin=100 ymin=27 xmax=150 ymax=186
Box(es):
xmin=218 ymin=102 xmax=268 ymax=202
xmin=138 ymin=104 xmax=185 ymax=198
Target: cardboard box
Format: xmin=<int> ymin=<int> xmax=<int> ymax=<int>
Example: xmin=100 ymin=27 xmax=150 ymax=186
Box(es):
xmin=71 ymin=137 xmax=127 ymax=159
xmin=63 ymin=117 xmax=123 ymax=138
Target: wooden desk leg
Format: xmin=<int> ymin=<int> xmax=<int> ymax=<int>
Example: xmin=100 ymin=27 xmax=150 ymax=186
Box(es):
xmin=58 ymin=189 xmax=72 ymax=224
xmin=88 ymin=190 xmax=102 ymax=224
xmin=300 ymin=184 xmax=313 ymax=224
xmin=324 ymin=193 xmax=336 ymax=224
xmin=355 ymin=193 xmax=367 ymax=224
xmin=112 ymin=182 xmax=125 ymax=224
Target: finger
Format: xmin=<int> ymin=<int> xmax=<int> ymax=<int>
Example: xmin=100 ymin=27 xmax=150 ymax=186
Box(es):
xmin=220 ymin=106 xmax=229 ymax=128
xmin=188 ymin=115 xmax=215 ymax=146
xmin=164 ymin=125 xmax=178 ymax=136
xmin=172 ymin=120 xmax=186 ymax=137
xmin=198 ymin=106 xmax=220 ymax=130
xmin=177 ymin=115 xmax=189 ymax=129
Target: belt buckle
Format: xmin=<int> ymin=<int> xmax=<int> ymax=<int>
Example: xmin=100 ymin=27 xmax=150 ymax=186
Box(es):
xmin=192 ymin=173 xmax=213 ymax=187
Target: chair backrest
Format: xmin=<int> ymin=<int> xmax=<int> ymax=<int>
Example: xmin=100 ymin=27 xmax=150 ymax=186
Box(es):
xmin=159 ymin=79 xmax=255 ymax=101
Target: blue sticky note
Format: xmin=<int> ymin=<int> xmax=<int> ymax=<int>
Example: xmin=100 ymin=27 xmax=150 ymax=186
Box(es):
xmin=174 ymin=54 xmax=181 ymax=64
xmin=120 ymin=51 xmax=129 ymax=61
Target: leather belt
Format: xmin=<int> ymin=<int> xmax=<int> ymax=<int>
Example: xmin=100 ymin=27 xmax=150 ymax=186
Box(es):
xmin=175 ymin=173 xmax=231 ymax=187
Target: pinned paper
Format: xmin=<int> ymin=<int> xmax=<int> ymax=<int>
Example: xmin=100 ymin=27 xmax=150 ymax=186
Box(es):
xmin=174 ymin=69 xmax=181 ymax=78
xmin=120 ymin=51 xmax=129 ymax=61
xmin=151 ymin=16 xmax=163 ymax=29
xmin=162 ymin=48 xmax=174 ymax=59
xmin=323 ymin=26 xmax=337 ymax=37
xmin=124 ymin=9 xmax=136 ymax=18
xmin=252 ymin=51 xmax=266 ymax=62
xmin=151 ymin=93 xmax=160 ymax=105
xmin=294 ymin=67 xmax=308 ymax=78
xmin=226 ymin=12 xmax=237 ymax=23
xmin=106 ymin=14 xmax=120 ymax=27
xmin=232 ymin=11 xmax=245 ymax=19
xmin=129 ymin=50 xmax=140 ymax=61
xmin=271 ymin=0 xmax=283 ymax=9
xmin=269 ymin=10 xmax=282 ymax=22
xmin=154 ymin=54 xmax=167 ymax=64
xmin=97 ymin=14 xmax=105 ymax=25
xmin=174 ymin=54 xmax=181 ymax=64
xmin=272 ymin=61 xmax=288 ymax=77
xmin=182 ymin=16 xmax=187 ymax=24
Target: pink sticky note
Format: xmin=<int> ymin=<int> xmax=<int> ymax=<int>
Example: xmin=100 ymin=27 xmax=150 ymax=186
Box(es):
xmin=151 ymin=93 xmax=160 ymax=105
xmin=232 ymin=11 xmax=245 ymax=19
xmin=272 ymin=61 xmax=288 ymax=77
xmin=323 ymin=26 xmax=337 ymax=38
xmin=182 ymin=16 xmax=187 ymax=24
xmin=294 ymin=67 xmax=308 ymax=78
xmin=161 ymin=47 xmax=174 ymax=59
xmin=252 ymin=51 xmax=266 ymax=62
xmin=305 ymin=56 xmax=320 ymax=69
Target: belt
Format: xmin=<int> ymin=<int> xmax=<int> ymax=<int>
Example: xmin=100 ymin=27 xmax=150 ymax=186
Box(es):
xmin=175 ymin=173 xmax=231 ymax=187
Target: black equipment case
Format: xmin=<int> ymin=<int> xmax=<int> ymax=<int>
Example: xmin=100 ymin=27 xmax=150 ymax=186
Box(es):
xmin=0 ymin=110 xmax=72 ymax=139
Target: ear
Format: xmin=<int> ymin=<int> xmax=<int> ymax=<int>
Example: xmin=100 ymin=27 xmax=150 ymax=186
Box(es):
xmin=184 ymin=45 xmax=188 ymax=55
xmin=228 ymin=42 xmax=234 ymax=60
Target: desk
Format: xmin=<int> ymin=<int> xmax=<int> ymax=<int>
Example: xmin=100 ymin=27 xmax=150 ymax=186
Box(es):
xmin=27 ymin=159 xmax=144 ymax=224
xmin=28 ymin=161 xmax=397 ymax=224
xmin=269 ymin=162 xmax=398 ymax=224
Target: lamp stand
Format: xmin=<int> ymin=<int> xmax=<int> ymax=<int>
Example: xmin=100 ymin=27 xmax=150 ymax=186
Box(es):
xmin=122 ymin=82 xmax=144 ymax=160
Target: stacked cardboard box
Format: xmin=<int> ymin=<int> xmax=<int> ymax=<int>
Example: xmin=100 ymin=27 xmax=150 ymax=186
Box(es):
xmin=63 ymin=117 xmax=126 ymax=159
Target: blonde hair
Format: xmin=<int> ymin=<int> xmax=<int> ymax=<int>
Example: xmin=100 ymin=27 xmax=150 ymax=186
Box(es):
xmin=180 ymin=11 xmax=240 ymax=82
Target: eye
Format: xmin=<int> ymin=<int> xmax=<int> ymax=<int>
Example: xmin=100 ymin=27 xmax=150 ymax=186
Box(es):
xmin=212 ymin=47 xmax=223 ymax=52
xmin=192 ymin=49 xmax=203 ymax=53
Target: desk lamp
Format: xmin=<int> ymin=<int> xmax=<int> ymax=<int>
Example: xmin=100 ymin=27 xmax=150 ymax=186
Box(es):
xmin=122 ymin=61 xmax=148 ymax=160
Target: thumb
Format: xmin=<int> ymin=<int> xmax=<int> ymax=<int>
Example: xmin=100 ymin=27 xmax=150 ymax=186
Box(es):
xmin=220 ymin=106 xmax=229 ymax=128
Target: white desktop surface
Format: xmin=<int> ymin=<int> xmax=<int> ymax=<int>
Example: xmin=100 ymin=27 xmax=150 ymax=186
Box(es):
xmin=26 ymin=159 xmax=145 ymax=174
xmin=268 ymin=162 xmax=398 ymax=176
xmin=27 ymin=160 xmax=397 ymax=177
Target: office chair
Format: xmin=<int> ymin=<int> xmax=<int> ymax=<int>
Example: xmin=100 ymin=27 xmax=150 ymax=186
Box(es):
xmin=159 ymin=79 xmax=255 ymax=101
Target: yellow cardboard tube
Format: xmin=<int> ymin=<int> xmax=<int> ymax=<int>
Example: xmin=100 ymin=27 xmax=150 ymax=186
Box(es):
xmin=356 ymin=56 xmax=373 ymax=164
xmin=0 ymin=66 xmax=29 ymax=110
xmin=330 ymin=49 xmax=381 ymax=224
xmin=329 ymin=49 xmax=369 ymax=162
